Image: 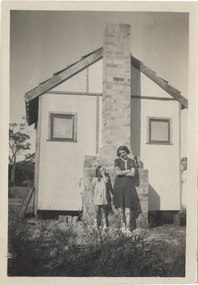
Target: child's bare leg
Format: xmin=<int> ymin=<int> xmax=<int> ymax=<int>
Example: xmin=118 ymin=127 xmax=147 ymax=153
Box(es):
xmin=101 ymin=206 xmax=108 ymax=229
xmin=94 ymin=205 xmax=99 ymax=227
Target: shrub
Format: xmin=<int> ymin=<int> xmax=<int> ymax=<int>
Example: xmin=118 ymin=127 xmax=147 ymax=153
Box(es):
xmin=8 ymin=214 xmax=185 ymax=277
xmin=8 ymin=214 xmax=38 ymax=276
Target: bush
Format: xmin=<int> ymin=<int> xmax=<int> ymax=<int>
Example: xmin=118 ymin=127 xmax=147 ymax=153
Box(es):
xmin=48 ymin=226 xmax=185 ymax=277
xmin=8 ymin=161 xmax=34 ymax=187
xmin=8 ymin=215 xmax=185 ymax=277
xmin=8 ymin=214 xmax=38 ymax=276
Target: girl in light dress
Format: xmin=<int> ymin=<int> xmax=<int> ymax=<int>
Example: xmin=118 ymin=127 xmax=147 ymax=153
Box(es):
xmin=92 ymin=165 xmax=108 ymax=230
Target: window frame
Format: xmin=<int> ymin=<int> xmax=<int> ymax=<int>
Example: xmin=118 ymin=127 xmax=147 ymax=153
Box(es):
xmin=147 ymin=117 xmax=172 ymax=145
xmin=49 ymin=112 xmax=77 ymax=142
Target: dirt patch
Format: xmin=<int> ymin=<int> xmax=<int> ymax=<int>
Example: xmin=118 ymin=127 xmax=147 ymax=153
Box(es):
xmin=25 ymin=217 xmax=186 ymax=247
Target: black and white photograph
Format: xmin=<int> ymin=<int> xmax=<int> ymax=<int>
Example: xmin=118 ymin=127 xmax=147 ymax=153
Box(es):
xmin=0 ymin=1 xmax=197 ymax=284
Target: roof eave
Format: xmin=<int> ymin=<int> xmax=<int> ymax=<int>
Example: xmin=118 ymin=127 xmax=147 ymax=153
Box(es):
xmin=24 ymin=47 xmax=103 ymax=103
xmin=131 ymin=55 xmax=188 ymax=109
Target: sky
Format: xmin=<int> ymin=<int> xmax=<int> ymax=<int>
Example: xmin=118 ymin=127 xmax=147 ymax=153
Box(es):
xmin=10 ymin=10 xmax=189 ymax=157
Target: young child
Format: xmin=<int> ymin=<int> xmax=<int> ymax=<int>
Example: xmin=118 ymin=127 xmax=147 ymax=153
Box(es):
xmin=181 ymin=157 xmax=187 ymax=211
xmin=92 ymin=165 xmax=108 ymax=229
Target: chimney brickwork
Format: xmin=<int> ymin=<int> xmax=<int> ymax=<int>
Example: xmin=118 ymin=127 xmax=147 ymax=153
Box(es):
xmin=100 ymin=24 xmax=132 ymax=161
xmin=83 ymin=24 xmax=148 ymax=227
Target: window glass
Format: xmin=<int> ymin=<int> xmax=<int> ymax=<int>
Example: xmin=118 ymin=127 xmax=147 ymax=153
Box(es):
xmin=148 ymin=118 xmax=171 ymax=144
xmin=50 ymin=113 xmax=77 ymax=141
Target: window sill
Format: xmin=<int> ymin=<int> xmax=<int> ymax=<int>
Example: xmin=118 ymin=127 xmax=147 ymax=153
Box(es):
xmin=146 ymin=142 xmax=173 ymax=145
xmin=47 ymin=139 xmax=78 ymax=142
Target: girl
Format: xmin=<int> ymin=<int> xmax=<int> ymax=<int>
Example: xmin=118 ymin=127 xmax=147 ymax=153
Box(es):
xmin=113 ymin=145 xmax=139 ymax=235
xmin=92 ymin=165 xmax=108 ymax=229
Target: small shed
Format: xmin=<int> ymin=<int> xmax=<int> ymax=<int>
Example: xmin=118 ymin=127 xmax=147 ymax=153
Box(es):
xmin=25 ymin=24 xmax=188 ymax=220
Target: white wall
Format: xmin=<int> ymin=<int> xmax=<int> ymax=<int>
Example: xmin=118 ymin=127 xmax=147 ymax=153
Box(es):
xmin=36 ymin=60 xmax=103 ymax=211
xmin=89 ymin=60 xmax=103 ymax=151
xmin=141 ymin=75 xmax=180 ymax=210
xmin=37 ymin=93 xmax=102 ymax=211
xmin=36 ymin=58 xmax=183 ymax=211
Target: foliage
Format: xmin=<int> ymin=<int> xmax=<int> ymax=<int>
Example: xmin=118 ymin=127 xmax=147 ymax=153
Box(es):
xmin=8 ymin=214 xmax=185 ymax=277
xmin=48 ymin=225 xmax=185 ymax=277
xmin=9 ymin=121 xmax=31 ymax=163
xmin=9 ymin=118 xmax=33 ymax=186
xmin=9 ymin=160 xmax=34 ymax=186
xmin=8 ymin=214 xmax=39 ymax=276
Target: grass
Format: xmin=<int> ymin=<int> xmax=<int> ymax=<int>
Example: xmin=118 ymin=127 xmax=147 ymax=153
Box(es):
xmin=7 ymin=212 xmax=186 ymax=277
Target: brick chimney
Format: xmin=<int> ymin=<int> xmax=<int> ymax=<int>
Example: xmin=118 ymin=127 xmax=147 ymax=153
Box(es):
xmin=83 ymin=24 xmax=148 ymax=227
xmin=99 ymin=24 xmax=132 ymax=161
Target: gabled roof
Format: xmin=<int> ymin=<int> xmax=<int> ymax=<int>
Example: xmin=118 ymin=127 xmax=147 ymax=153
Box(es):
xmin=25 ymin=47 xmax=103 ymax=103
xmin=25 ymin=47 xmax=188 ymax=126
xmin=25 ymin=47 xmax=103 ymax=126
xmin=131 ymin=56 xmax=188 ymax=109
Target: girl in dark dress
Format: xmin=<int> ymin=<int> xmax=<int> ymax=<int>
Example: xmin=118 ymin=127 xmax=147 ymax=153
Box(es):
xmin=113 ymin=145 xmax=139 ymax=235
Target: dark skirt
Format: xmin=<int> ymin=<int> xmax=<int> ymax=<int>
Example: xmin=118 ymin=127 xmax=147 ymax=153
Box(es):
xmin=113 ymin=176 xmax=140 ymax=211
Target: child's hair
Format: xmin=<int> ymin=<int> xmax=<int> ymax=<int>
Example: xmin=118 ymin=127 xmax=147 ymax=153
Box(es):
xmin=181 ymin=157 xmax=187 ymax=164
xmin=95 ymin=165 xmax=105 ymax=179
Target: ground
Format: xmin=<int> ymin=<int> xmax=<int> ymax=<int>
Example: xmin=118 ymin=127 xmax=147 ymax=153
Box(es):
xmin=8 ymin=186 xmax=186 ymax=243
xmin=8 ymin=186 xmax=186 ymax=277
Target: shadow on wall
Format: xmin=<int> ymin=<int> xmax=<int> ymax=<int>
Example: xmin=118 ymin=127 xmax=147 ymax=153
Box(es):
xmin=133 ymin=167 xmax=140 ymax=187
xmin=148 ymin=184 xmax=160 ymax=211
xmin=148 ymin=184 xmax=161 ymax=227
xmin=133 ymin=168 xmax=143 ymax=215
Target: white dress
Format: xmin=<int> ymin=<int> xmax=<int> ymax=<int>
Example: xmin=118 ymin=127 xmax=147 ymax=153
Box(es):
xmin=181 ymin=169 xmax=187 ymax=210
xmin=92 ymin=177 xmax=108 ymax=206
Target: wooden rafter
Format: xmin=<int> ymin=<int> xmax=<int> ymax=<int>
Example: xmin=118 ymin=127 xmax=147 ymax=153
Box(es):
xmin=25 ymin=48 xmax=188 ymax=126
xmin=131 ymin=56 xmax=188 ymax=109
xmin=46 ymin=90 xmax=102 ymax=96
xmin=24 ymin=47 xmax=103 ymax=102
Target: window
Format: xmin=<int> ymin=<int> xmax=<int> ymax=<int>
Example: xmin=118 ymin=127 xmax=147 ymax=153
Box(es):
xmin=147 ymin=117 xmax=172 ymax=144
xmin=50 ymin=113 xmax=77 ymax=142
